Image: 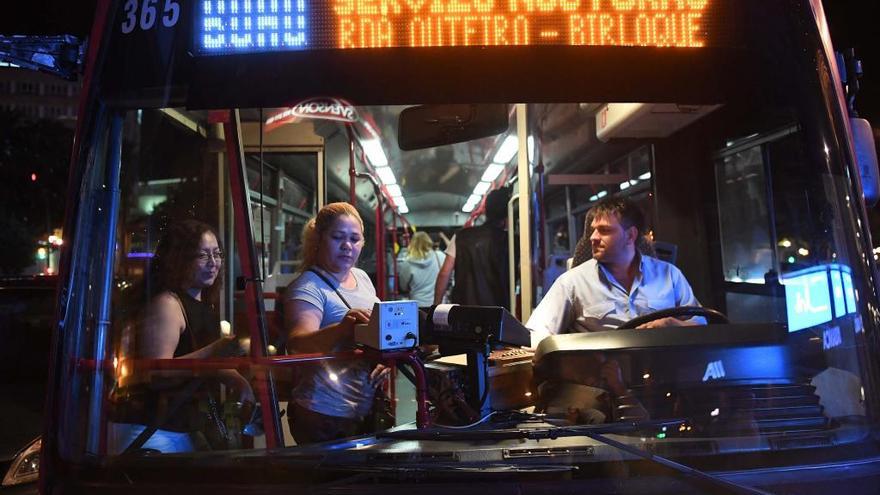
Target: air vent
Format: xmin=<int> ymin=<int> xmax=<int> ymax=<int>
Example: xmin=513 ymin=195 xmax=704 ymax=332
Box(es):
xmin=504 ymin=446 xmax=594 ymax=458
xmin=366 ymin=451 xmax=458 ymax=462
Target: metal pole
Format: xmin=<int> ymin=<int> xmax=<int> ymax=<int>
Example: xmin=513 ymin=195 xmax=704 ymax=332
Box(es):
xmin=565 ymin=186 xmax=577 ymax=251
xmin=536 ymin=158 xmax=546 ymax=295
xmin=87 ymin=113 xmax=123 ymax=455
xmin=516 ymin=104 xmax=533 ymax=321
xmin=346 ymin=126 xmax=357 ymax=204
xmin=508 ymin=194 xmax=519 ymax=317
xmin=391 ymin=211 xmax=399 ymax=298
xmin=224 ymin=110 xmax=283 ymax=448
xmin=376 ymin=198 xmax=385 ymax=299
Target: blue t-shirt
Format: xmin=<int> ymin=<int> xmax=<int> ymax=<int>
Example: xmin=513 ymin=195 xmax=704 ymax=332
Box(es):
xmin=287 ymin=267 xmax=379 ymax=419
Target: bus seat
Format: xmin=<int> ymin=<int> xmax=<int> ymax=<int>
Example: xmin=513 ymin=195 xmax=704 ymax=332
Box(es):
xmin=653 ymin=241 xmax=678 ymax=264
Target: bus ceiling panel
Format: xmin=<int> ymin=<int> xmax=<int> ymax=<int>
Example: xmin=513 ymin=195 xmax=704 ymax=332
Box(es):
xmin=184 ymin=47 xmax=755 ymax=109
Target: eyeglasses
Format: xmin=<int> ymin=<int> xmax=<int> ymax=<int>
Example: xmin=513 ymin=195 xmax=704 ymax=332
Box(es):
xmin=194 ymin=250 xmax=224 ymax=263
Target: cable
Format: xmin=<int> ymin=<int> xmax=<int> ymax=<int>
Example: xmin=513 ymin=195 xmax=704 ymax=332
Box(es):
xmin=434 ymin=410 xmax=501 ymax=429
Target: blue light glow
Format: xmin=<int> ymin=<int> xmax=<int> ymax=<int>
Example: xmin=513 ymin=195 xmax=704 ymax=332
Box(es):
xmin=831 ymin=269 xmax=846 ymax=318
xmin=197 ymin=0 xmax=307 ymax=54
xmin=842 ymin=270 xmax=857 ymax=314
xmin=783 ymin=264 xmax=858 ymax=332
xmin=784 ymin=270 xmax=832 ymax=332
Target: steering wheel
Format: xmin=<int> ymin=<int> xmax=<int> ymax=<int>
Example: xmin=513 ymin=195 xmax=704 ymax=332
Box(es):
xmin=617 ymin=306 xmax=729 ymax=330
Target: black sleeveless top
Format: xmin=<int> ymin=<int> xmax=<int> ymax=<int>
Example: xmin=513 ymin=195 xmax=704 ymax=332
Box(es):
xmin=173 ymin=291 xmax=220 ymax=357
xmin=111 ymin=291 xmax=220 ymax=432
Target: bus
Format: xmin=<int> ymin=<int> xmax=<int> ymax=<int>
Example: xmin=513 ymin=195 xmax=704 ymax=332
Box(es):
xmin=34 ymin=0 xmax=880 ymax=493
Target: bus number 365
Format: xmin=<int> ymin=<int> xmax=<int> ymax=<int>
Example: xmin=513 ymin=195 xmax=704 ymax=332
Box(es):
xmin=121 ymin=0 xmax=181 ymax=34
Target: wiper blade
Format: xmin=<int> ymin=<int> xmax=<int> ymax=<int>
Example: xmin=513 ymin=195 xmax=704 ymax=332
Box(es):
xmin=379 ymin=419 xmax=774 ymax=495
xmin=579 ymin=428 xmax=774 ymax=495
xmin=377 ymin=418 xmax=683 ymax=441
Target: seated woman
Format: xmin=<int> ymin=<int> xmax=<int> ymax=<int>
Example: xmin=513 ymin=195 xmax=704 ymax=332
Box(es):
xmin=399 ymin=231 xmax=444 ymax=307
xmin=283 ymin=202 xmax=388 ymax=444
xmin=109 ymin=219 xmax=253 ymax=454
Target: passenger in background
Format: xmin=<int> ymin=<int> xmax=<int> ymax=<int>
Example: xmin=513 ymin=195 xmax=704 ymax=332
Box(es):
xmin=399 ymin=231 xmax=444 ymax=307
xmin=283 ymin=202 xmax=389 ymax=444
xmin=527 ymin=197 xmax=703 ymax=347
xmin=434 ymin=187 xmax=511 ymax=308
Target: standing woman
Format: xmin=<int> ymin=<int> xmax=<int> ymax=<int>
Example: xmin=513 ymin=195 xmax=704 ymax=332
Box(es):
xmin=399 ymin=231 xmax=444 ymax=307
xmin=284 ymin=202 xmax=387 ymax=444
xmin=110 ymin=219 xmax=252 ymax=453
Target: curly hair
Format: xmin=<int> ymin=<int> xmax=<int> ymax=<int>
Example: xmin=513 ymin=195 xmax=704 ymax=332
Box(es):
xmin=153 ymin=219 xmax=223 ymax=307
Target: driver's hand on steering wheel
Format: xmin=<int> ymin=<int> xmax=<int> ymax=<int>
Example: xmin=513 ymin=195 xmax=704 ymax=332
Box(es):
xmin=636 ymin=316 xmax=700 ymax=329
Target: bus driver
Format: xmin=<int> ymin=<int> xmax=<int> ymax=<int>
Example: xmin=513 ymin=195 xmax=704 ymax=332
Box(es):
xmin=526 ymin=197 xmax=704 ymax=347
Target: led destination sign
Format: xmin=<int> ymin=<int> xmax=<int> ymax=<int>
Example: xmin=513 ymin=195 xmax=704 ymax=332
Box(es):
xmin=196 ymin=0 xmax=714 ymax=54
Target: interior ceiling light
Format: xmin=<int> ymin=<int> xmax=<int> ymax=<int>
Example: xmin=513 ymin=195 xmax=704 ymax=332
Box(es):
xmin=375 ymin=166 xmax=396 ymax=185
xmin=386 ymin=184 xmax=402 ymax=197
xmin=473 ymin=181 xmax=491 ymax=195
xmin=492 ymin=135 xmax=518 ymax=164
xmin=361 ymin=139 xmax=388 ymax=167
xmin=398 ymin=204 xmax=409 ymax=214
xmin=481 ymin=163 xmax=505 ymax=183
xmin=462 ymin=202 xmax=476 ymax=213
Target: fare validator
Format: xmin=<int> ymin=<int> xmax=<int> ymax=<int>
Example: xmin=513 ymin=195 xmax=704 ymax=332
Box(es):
xmin=354 ymin=301 xmax=420 ymax=351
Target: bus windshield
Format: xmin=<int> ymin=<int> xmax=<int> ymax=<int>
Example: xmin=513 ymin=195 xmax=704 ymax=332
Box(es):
xmin=44 ymin=0 xmax=880 ymax=493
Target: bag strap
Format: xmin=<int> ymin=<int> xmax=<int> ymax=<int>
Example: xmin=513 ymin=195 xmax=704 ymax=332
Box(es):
xmin=308 ymin=268 xmax=352 ymax=309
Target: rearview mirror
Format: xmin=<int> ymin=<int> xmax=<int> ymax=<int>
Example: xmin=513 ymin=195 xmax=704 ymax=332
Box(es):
xmin=398 ymin=104 xmax=508 ymax=151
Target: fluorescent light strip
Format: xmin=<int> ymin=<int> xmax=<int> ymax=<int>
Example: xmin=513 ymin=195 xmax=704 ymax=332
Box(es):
xmin=375 ymin=166 xmax=396 ymax=185
xmin=493 ymin=135 xmax=518 ymax=164
xmin=361 ymin=139 xmax=388 ymax=167
xmin=386 ymin=184 xmax=402 ymax=197
xmin=481 ymin=163 xmax=505 ymax=183
xmin=473 ymin=181 xmax=491 ymax=195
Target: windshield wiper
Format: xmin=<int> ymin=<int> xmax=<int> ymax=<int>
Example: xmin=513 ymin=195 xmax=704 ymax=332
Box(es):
xmin=379 ymin=419 xmax=774 ymax=495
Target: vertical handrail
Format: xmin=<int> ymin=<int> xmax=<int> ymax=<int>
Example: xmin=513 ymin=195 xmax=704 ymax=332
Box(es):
xmin=516 ymin=104 xmax=533 ymax=322
xmin=375 ymin=197 xmax=385 ymax=299
xmin=224 ymin=110 xmax=283 ymax=448
xmin=508 ymin=193 xmax=520 ymax=318
xmin=87 ymin=113 xmax=123 ymax=455
xmin=536 ymin=156 xmax=546 ymax=295
xmin=391 ymin=211 xmax=399 ymax=298
xmin=347 ymin=126 xmax=357 ymax=204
